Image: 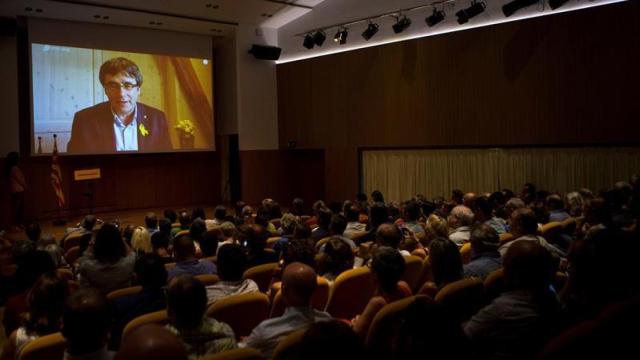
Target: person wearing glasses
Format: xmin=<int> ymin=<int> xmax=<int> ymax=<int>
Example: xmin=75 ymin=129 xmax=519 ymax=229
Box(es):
xmin=67 ymin=57 xmax=172 ymax=154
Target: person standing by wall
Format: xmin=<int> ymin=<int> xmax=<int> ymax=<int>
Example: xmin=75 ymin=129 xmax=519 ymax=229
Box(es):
xmin=5 ymin=152 xmax=26 ymax=231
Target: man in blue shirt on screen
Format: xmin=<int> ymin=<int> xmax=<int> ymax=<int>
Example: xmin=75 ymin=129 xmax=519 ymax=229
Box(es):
xmin=67 ymin=57 xmax=172 ymax=154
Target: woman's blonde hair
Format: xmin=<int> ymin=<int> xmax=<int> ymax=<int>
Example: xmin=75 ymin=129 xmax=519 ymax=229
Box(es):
xmin=131 ymin=226 xmax=152 ymax=254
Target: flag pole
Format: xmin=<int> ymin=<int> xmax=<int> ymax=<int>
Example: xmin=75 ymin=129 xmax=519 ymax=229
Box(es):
xmin=51 ymin=134 xmax=67 ymax=226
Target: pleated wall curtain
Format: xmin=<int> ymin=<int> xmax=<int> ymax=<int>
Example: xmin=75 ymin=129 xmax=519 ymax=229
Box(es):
xmin=362 ymin=147 xmax=640 ymax=202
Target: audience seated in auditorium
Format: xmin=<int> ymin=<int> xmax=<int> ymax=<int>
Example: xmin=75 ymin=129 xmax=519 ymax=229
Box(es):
xmin=62 ymin=215 xmax=99 ymax=243
xmin=189 ymin=218 xmax=207 ymax=254
xmin=166 ymin=275 xmax=236 ymax=359
xmin=317 ymin=237 xmax=354 ymax=284
xmin=358 ymin=202 xmax=389 ymax=244
xmin=168 ymin=235 xmax=217 ymax=281
xmin=151 ymin=219 xmax=173 ymax=263
xmin=465 ymin=241 xmax=564 ymax=360
xmin=546 ymin=194 xmax=570 ymax=223
xmin=200 ymin=227 xmax=220 ymax=258
xmin=240 ymin=262 xmax=331 ymax=358
xmin=564 ymin=191 xmax=584 ymax=218
xmin=115 ymin=324 xmax=187 ymax=360
xmin=429 ymin=237 xmax=463 ymax=289
xmin=499 ymin=208 xmax=566 ymax=258
xmin=371 ymin=190 xmax=385 ymax=204
xmin=326 ymin=214 xmax=355 ymax=250
xmin=463 ymin=224 xmax=503 ymax=279
xmin=0 ymin=272 xmax=68 ymax=360
xmin=448 ymin=205 xmax=474 ymax=246
xmin=207 ymin=205 xmax=227 ymax=229
xmin=290 ymin=197 xmax=306 ymax=218
xmin=163 ymin=209 xmax=178 ymax=226
xmin=110 ymin=255 xmax=168 ymax=349
xmin=352 ymin=246 xmax=411 ymax=339
xmin=422 ymin=214 xmax=449 ymax=248
xmin=37 ymin=235 xmax=69 ymax=269
xmin=272 ymin=213 xmax=297 ymax=257
xmin=171 ymin=210 xmax=191 ymax=239
xmin=400 ymin=200 xmax=425 ymax=238
xmin=473 ymin=196 xmax=507 ymax=235
xmin=205 ymin=243 xmax=258 ymax=305
xmin=295 ymin=320 xmax=364 ymax=360
xmin=62 ymin=288 xmax=115 ymax=360
xmin=78 ymin=223 xmax=136 ymax=294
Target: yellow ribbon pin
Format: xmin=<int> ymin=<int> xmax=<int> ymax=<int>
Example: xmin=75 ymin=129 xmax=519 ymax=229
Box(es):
xmin=139 ymin=124 xmax=149 ymax=137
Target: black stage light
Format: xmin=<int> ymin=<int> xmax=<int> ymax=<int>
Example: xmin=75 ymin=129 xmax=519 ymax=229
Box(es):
xmin=334 ymin=28 xmax=348 ymax=44
xmin=362 ymin=22 xmax=379 ymax=41
xmin=313 ymin=31 xmax=326 ymax=46
xmin=303 ymin=33 xmax=315 ymax=49
xmin=426 ymin=8 xmax=445 ymax=27
xmin=456 ymin=1 xmax=486 ymax=24
xmin=392 ymin=16 xmax=411 ymax=34
xmin=549 ymin=0 xmax=570 ymax=10
xmin=502 ymin=0 xmax=539 ymax=17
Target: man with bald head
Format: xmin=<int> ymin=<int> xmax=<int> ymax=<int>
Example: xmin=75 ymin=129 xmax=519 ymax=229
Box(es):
xmin=62 ymin=288 xmax=114 ymax=360
xmin=240 ymin=262 xmax=332 ymax=358
xmin=116 ymin=324 xmax=187 ymax=360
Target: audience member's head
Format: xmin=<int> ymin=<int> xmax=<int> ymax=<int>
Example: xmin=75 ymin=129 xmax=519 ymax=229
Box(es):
xmin=451 ymin=189 xmax=464 ymax=205
xmin=282 ymin=238 xmax=317 ymax=269
xmin=200 ymin=229 xmax=220 ymax=257
xmin=375 ymin=223 xmax=403 ymax=249
xmin=371 ymin=190 xmax=385 ymax=204
xmin=135 ymin=255 xmax=168 ymax=291
xmin=424 ymin=214 xmax=449 ymax=245
xmin=217 ymin=244 xmax=248 ymax=282
xmin=510 ymin=207 xmax=539 ymax=237
xmin=158 ymin=218 xmax=172 ymax=233
xmin=131 ymin=226 xmax=152 ymax=254
xmin=93 ymin=223 xmax=126 ymax=264
xmin=404 ymin=200 xmax=421 ymax=222
xmin=151 ymin=230 xmax=170 ymax=252
xmin=24 ymin=272 xmax=68 ymax=335
xmin=163 ymin=209 xmax=178 ymax=224
xmin=428 ymin=237 xmax=462 ymax=287
xmin=472 ymin=196 xmax=493 ymax=222
xmin=546 ymin=194 xmax=565 ymax=212
xmin=565 ymin=191 xmax=585 ymax=217
xmin=448 ymin=205 xmax=474 ymax=229
xmin=281 ymin=213 xmax=297 ymax=235
xmin=234 ymin=201 xmax=246 ymax=218
xmin=291 ymin=198 xmax=305 ymax=216
xmin=189 ymin=218 xmax=207 ymax=242
xmin=145 ymin=212 xmax=158 ymax=230
xmin=316 ymin=208 xmax=333 ymax=230
xmin=14 ymin=250 xmax=56 ymax=292
xmin=214 ymin=206 xmax=226 ymax=221
xmin=173 ymin=235 xmax=196 ymax=262
xmin=167 ymin=275 xmax=207 ymax=330
xmin=469 ymin=224 xmax=500 ymax=256
xmin=369 ymin=202 xmax=389 ymax=229
xmin=121 ymin=224 xmax=135 ymax=247
xmin=318 ymin=238 xmax=354 ymax=279
xmin=62 ymin=288 xmax=112 ymax=355
xmin=329 ymin=214 xmax=348 ymax=236
xmin=504 ymin=240 xmax=555 ymax=293
xmin=191 ymin=208 xmax=206 ymax=222
xmin=463 ymin=192 xmax=477 ymax=208
xmin=293 ymin=222 xmax=311 ymax=240
xmin=220 ymin=221 xmax=235 ymax=238
xmin=178 ymin=210 xmax=191 ymax=228
xmin=345 ymin=204 xmax=360 ymax=223
xmin=281 ymin=262 xmax=317 ymax=307
xmin=297 ymin=320 xmax=364 ymax=360
xmin=26 ymin=222 xmax=42 ymax=242
xmin=371 ymin=246 xmax=405 ymax=294
xmin=116 ymin=324 xmax=187 ymax=360
xmin=505 ymin=198 xmax=526 ymax=217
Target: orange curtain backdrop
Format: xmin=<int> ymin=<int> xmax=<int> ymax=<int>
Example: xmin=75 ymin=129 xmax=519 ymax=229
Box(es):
xmin=363 ymin=147 xmax=640 ymax=201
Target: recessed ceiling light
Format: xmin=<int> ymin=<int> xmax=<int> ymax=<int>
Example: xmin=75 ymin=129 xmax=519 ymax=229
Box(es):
xmin=157 ymin=22 xmax=163 ymax=25
xmin=149 ymin=21 xmax=155 ymax=25
xmin=25 ymin=7 xmax=32 ymax=11
xmin=102 ymin=15 xmax=109 ymax=20
xmin=94 ymin=14 xmax=101 ymax=19
xmin=35 ymin=8 xmax=43 ymax=13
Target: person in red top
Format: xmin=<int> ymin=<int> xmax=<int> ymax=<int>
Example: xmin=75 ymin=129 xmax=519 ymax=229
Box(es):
xmin=5 ymin=152 xmax=27 ymax=231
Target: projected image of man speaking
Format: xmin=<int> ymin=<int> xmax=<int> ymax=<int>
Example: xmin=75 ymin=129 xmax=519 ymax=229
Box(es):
xmin=67 ymin=57 xmax=172 ymax=154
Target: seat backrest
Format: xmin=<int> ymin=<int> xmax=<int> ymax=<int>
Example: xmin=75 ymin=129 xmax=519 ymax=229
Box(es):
xmin=483 ymin=268 xmax=505 ymax=302
xmin=324 ymin=266 xmax=374 ymax=320
xmin=195 ymin=274 xmax=220 ymax=286
xmin=459 ymin=243 xmax=472 ymax=265
xmin=401 ymin=255 xmax=423 ymax=293
xmin=266 ymin=237 xmax=280 ymax=249
xmin=314 ymin=237 xmax=331 ymax=251
xmin=200 ymin=348 xmax=265 ymax=360
xmin=63 ymin=232 xmax=89 ymax=252
xmin=206 ymin=292 xmax=270 ymax=339
xmin=164 ymin=262 xmax=177 ymax=271
xmin=242 ymin=262 xmax=278 ymax=293
xmin=270 ymin=277 xmax=330 ymax=318
xmin=121 ymin=310 xmax=169 ymax=340
xmin=64 ymin=246 xmax=81 ymax=266
xmin=499 ymin=233 xmax=514 ymax=245
xmin=271 ymin=328 xmax=307 ymax=360
xmin=435 ymin=277 xmax=485 ymax=323
xmin=18 ymin=332 xmax=66 ymax=360
xmin=107 ymin=285 xmax=143 ymax=301
xmin=365 ymin=295 xmax=432 ymax=355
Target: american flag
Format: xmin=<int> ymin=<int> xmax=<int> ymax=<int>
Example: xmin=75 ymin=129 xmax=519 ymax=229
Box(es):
xmin=51 ymin=134 xmax=65 ymax=208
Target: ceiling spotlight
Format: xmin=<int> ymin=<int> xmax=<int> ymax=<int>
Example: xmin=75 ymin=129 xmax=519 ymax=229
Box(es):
xmin=361 ymin=22 xmax=379 ymax=41
xmin=549 ymin=0 xmax=570 ymax=10
xmin=303 ymin=33 xmax=315 ymax=49
xmin=425 ymin=8 xmax=445 ymax=27
xmin=503 ymin=0 xmax=539 ymax=17
xmin=313 ymin=31 xmax=326 ymax=47
xmin=392 ymin=16 xmax=411 ymax=34
xmin=334 ymin=28 xmax=348 ymax=45
xmin=456 ymin=1 xmax=486 ymax=24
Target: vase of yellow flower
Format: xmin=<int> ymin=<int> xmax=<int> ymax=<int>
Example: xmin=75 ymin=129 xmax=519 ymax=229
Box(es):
xmin=175 ymin=119 xmax=195 ymax=149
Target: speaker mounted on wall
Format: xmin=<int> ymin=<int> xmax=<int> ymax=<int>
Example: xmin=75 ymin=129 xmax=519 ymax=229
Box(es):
xmin=248 ymin=44 xmax=282 ymax=60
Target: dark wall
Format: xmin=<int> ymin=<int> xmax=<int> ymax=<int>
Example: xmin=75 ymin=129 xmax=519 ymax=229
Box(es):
xmin=277 ymin=1 xmax=640 ymax=201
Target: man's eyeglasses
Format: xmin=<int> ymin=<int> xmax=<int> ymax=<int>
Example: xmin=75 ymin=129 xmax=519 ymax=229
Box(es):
xmin=104 ymin=82 xmax=139 ymax=92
